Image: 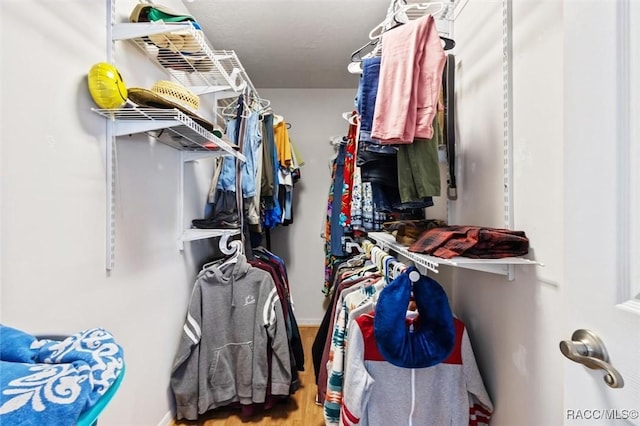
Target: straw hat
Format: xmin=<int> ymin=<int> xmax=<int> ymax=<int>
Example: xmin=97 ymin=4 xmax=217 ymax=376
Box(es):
xmin=127 ymin=80 xmax=214 ymax=131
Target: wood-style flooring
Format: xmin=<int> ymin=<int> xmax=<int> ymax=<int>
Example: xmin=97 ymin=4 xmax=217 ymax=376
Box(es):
xmin=172 ymin=326 xmax=325 ymax=426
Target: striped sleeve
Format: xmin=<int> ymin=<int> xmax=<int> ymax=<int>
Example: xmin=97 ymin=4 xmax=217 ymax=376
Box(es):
xmin=263 ymin=280 xmax=292 ymax=397
xmin=324 ymin=303 xmax=348 ymax=425
xmin=263 ymin=286 xmax=279 ymax=327
xmin=461 ymin=326 xmax=493 ymax=425
xmin=325 ymin=285 xmax=379 ymax=425
xmin=170 ymin=282 xmax=204 ymax=420
xmin=340 ymin=317 xmax=374 ymax=426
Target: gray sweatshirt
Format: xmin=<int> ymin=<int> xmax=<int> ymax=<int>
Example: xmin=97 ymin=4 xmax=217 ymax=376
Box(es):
xmin=170 ymin=255 xmax=292 ymax=420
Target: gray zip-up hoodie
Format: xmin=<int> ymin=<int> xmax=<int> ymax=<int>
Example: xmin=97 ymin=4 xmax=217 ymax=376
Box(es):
xmin=170 ymin=255 xmax=292 ymax=420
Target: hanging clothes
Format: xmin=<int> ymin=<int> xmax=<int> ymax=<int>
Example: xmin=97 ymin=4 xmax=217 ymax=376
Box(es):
xmin=273 ymin=117 xmax=292 ymax=168
xmin=323 ymin=141 xmax=348 ymax=294
xmin=340 ymin=114 xmax=358 ymax=228
xmin=371 ymin=14 xmax=446 ymax=144
xmin=316 ymin=267 xmax=381 ymax=406
xmin=324 ymin=274 xmax=385 ymax=425
xmin=261 ymin=113 xmax=282 ymax=230
xmin=250 ymin=247 xmax=305 ymax=395
xmin=170 ymin=255 xmax=292 ymax=421
xmin=396 ymin=115 xmax=442 ymax=203
xmin=356 ymin=56 xmax=397 ymax=156
xmin=349 ymin=162 xmax=364 ymax=232
xmin=260 ymin=114 xmax=278 ymax=199
xmin=315 ymin=245 xmax=493 ymax=426
xmin=355 ymin=54 xmax=435 ymax=213
xmin=217 ymin=109 xmax=262 ymax=199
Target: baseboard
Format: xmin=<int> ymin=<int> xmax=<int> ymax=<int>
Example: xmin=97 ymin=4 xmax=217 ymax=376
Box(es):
xmin=157 ymin=410 xmax=174 ymax=426
xmin=295 ymin=318 xmax=322 ymax=326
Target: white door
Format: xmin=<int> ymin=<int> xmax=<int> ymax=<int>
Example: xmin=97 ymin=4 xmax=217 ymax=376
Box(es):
xmin=563 ymin=0 xmax=640 ymax=423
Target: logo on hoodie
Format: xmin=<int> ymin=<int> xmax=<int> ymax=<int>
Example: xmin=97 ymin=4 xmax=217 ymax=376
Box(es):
xmin=244 ymin=295 xmax=256 ymax=306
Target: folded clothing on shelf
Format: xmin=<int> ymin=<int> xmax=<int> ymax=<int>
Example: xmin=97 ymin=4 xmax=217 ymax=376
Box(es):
xmin=382 ymin=219 xmax=447 ymax=246
xmin=130 ymin=3 xmax=199 ymax=27
xmin=408 ymin=225 xmax=530 ymax=259
xmin=130 ymin=3 xmax=205 ymax=57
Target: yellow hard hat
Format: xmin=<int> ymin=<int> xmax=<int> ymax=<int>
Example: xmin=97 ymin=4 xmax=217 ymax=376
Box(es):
xmin=87 ymin=62 xmax=128 ymax=109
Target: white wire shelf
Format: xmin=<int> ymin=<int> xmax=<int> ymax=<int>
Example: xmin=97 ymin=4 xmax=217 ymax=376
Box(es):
xmin=113 ymin=22 xmax=258 ymax=98
xmin=179 ymin=228 xmax=241 ymax=250
xmin=367 ymin=231 xmax=541 ymax=278
xmin=92 ymin=106 xmax=246 ymax=161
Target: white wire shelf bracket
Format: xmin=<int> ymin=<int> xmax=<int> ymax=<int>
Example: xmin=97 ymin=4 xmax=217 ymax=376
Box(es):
xmin=92 ymin=106 xmax=246 ymax=161
xmin=113 ymin=22 xmax=257 ymax=98
xmin=179 ymin=228 xmax=241 ymax=251
xmin=367 ymin=232 xmax=541 ymax=279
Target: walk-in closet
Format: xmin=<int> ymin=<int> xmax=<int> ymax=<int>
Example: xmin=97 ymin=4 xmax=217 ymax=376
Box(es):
xmin=1 ymin=0 xmax=639 ymax=425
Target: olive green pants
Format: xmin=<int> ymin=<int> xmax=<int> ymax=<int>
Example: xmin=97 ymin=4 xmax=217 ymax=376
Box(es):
xmin=397 ymin=116 xmax=442 ymax=203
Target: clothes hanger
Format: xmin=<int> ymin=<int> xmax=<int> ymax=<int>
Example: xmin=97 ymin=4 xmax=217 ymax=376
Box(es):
xmin=380 ymin=253 xmax=394 ymax=278
xmin=343 ymin=235 xmax=364 ymax=254
xmin=383 ymin=256 xmax=395 ymax=280
xmin=246 ymin=90 xmax=269 ymax=115
xmin=371 ymin=1 xmax=455 ymax=51
xmin=373 ymin=247 xmax=388 ymax=274
xmin=391 ymin=260 xmax=407 ymax=280
xmin=256 ymin=97 xmax=271 ymax=115
xmin=392 ymin=2 xmax=456 ymax=50
xmin=349 ymin=245 xmax=382 ymax=276
xmin=273 ymin=114 xmax=284 ymax=126
xmin=200 ymin=235 xmax=243 ymax=272
xmin=201 ymin=257 xmax=224 ymax=272
xmin=219 ymin=240 xmax=243 ymax=271
xmin=329 ymin=135 xmax=345 ymax=146
xmin=350 ymin=39 xmax=379 ymax=63
xmin=346 ymin=253 xmax=366 ymax=267
xmin=393 ymin=1 xmax=445 ymax=23
xmin=363 ymin=239 xmax=374 ymax=258
xmin=220 ymin=99 xmax=240 ymax=118
xmin=368 ymin=1 xmax=397 ymax=42
xmin=347 ymin=38 xmax=383 ymax=74
xmin=342 ymin=111 xmax=358 ymax=125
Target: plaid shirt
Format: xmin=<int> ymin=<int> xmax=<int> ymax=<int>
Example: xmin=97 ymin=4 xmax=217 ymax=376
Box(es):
xmin=408 ymin=225 xmax=529 ymax=259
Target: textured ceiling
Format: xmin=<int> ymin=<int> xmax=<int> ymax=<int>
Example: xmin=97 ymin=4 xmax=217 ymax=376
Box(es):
xmin=183 ymin=0 xmax=391 ymax=89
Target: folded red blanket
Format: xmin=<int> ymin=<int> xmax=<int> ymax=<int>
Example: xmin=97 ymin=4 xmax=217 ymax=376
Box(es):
xmin=408 ymin=225 xmax=529 ymax=259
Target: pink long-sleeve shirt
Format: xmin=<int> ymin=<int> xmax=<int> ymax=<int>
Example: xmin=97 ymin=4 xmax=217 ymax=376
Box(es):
xmin=371 ymin=15 xmax=446 ymax=144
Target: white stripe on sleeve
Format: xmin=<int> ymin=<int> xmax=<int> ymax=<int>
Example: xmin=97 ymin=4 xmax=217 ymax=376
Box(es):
xmin=187 ymin=313 xmax=202 ymax=339
xmin=263 ymin=287 xmax=278 ymax=326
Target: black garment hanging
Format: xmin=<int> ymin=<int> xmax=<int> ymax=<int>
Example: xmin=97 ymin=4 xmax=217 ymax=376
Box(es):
xmin=443 ymin=54 xmax=457 ymax=200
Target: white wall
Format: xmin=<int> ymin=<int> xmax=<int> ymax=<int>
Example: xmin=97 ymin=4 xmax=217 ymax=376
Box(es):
xmin=258 ymin=89 xmax=358 ymax=324
xmin=1 ymin=1 xmax=217 ymax=425
xmin=451 ymin=0 xmax=564 ymax=424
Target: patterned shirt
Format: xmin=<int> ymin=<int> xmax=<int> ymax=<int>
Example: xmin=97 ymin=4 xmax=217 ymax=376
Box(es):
xmin=324 ymin=278 xmax=385 ymax=425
